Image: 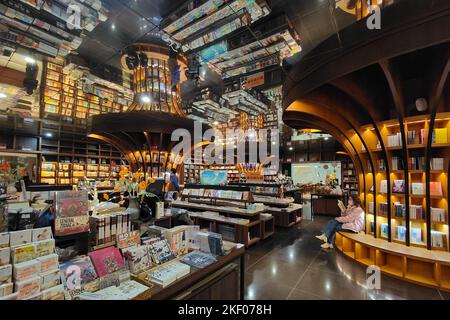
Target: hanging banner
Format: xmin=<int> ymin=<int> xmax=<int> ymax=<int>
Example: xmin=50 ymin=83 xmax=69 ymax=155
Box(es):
xmin=245 ymin=72 xmax=265 ymax=88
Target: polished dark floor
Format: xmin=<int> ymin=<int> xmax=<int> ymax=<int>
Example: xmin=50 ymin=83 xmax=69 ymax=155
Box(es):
xmin=244 ymin=216 xmax=450 ymax=300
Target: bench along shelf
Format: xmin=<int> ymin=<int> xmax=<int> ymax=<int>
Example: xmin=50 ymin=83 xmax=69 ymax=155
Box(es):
xmin=335 ymin=232 xmax=450 ymax=291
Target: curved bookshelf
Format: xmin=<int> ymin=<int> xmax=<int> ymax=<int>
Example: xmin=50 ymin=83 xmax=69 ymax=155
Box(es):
xmin=355 ymin=112 xmax=450 ymax=252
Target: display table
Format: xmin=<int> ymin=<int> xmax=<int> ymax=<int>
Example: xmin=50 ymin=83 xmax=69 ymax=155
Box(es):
xmin=311 ymin=194 xmax=344 ymax=217
xmin=135 ymin=245 xmax=246 ymax=300
xmin=171 ymin=200 xmax=265 ymax=218
xmin=336 ymin=232 xmax=450 ymax=291
xmin=264 ymin=203 xmax=303 ymax=227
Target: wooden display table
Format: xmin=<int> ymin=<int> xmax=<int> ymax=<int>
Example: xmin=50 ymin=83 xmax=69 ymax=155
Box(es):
xmin=336 ymin=232 xmax=450 ymax=291
xmin=134 ymin=244 xmax=246 ymax=300
xmin=171 ymin=200 xmax=265 ymax=218
xmin=264 ymin=203 xmax=303 ymax=227
xmin=188 ymin=212 xmax=263 ymax=247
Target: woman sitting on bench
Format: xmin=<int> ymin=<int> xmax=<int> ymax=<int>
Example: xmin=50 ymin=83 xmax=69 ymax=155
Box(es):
xmin=316 ymin=195 xmax=365 ymax=249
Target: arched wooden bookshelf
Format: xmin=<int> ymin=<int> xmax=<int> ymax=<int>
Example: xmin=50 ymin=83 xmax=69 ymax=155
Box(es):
xmin=281 ymin=0 xmax=450 ymax=290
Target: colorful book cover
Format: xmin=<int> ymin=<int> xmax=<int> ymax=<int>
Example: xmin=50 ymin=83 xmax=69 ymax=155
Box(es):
xmin=411 ymin=183 xmax=424 ymax=195
xmin=411 ymin=227 xmax=423 ymax=244
xmin=122 ymin=245 xmax=151 ymax=274
xmin=88 ymin=247 xmax=125 ymax=277
xmin=430 ymin=182 xmax=443 ymax=196
xmin=11 ymin=243 xmax=36 ymax=264
xmin=392 ymin=180 xmax=405 ymax=193
xmin=54 ymin=191 xmax=90 ymax=236
xmin=60 ymin=256 xmax=98 ymax=290
xmin=147 ymin=239 xmax=175 ymax=265
xmin=380 ymin=180 xmax=388 ymax=194
xmin=380 ymin=223 xmax=389 ymax=238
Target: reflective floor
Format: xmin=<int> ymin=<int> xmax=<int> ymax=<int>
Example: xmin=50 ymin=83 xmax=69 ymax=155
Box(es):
xmin=244 ymin=216 xmax=450 ymax=300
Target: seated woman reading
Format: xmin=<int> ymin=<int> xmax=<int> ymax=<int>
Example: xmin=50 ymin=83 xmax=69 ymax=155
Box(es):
xmin=316 ymin=195 xmax=365 ymax=249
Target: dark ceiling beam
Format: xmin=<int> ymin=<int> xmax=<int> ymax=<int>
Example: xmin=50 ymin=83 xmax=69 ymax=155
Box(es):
xmin=283 ymin=0 xmax=450 ymax=110
xmin=379 ymin=58 xmax=409 ymax=244
xmin=424 ymin=47 xmax=450 ymax=249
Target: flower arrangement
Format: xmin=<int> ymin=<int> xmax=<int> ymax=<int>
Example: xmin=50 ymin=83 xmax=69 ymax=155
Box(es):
xmin=0 ymin=161 xmax=28 ymax=193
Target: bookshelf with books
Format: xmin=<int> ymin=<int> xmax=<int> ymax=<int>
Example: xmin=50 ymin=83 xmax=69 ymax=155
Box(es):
xmin=342 ymin=157 xmax=359 ymax=195
xmin=42 ymin=58 xmax=131 ymax=123
xmin=356 ymin=113 xmax=450 ymax=253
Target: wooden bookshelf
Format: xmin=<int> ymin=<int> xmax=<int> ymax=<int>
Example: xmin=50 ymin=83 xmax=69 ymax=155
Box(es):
xmin=352 ymin=113 xmax=450 ymax=252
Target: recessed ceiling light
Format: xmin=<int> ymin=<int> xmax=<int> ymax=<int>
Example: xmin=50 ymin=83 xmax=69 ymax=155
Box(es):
xmin=0 ymin=93 xmax=6 ymax=99
xmin=213 ymin=121 xmax=219 ymax=125
xmin=45 ymin=132 xmax=53 ymax=138
xmin=111 ymin=24 xmax=116 ymax=30
xmin=289 ymin=147 xmax=293 ymax=151
xmin=141 ymin=95 xmax=151 ymax=103
xmin=24 ymin=56 xmax=35 ymax=64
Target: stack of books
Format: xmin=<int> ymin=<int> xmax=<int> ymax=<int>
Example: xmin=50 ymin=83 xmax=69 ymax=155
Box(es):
xmin=431 ymin=231 xmax=447 ymax=248
xmin=408 ymin=157 xmax=425 ymax=170
xmin=387 ymin=133 xmax=402 ymax=147
xmin=393 ymin=202 xmax=405 ymax=218
xmin=410 ymin=205 xmax=424 ymax=220
xmin=430 ymin=208 xmax=446 ymax=222
xmin=379 ymin=202 xmax=388 ymax=216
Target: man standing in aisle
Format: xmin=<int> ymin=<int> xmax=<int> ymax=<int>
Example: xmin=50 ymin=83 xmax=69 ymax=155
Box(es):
xmin=170 ymin=168 xmax=180 ymax=192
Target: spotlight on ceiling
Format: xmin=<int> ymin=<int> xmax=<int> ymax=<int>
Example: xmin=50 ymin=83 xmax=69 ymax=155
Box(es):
xmin=289 ymin=147 xmax=294 ymax=151
xmin=141 ymin=95 xmax=151 ymax=104
xmin=0 ymin=93 xmax=6 ymax=99
xmin=45 ymin=132 xmax=53 ymax=138
xmin=213 ymin=121 xmax=219 ymax=125
xmin=24 ymin=56 xmax=36 ymax=64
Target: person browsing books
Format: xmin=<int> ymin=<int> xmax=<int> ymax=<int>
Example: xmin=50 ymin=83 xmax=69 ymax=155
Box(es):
xmin=315 ymin=195 xmax=365 ymax=249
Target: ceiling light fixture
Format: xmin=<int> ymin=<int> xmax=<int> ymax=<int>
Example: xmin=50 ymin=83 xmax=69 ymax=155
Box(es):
xmin=0 ymin=93 xmax=6 ymax=99
xmin=213 ymin=121 xmax=219 ymax=125
xmin=45 ymin=132 xmax=53 ymax=138
xmin=141 ymin=95 xmax=151 ymax=103
xmin=111 ymin=24 xmax=116 ymax=30
xmin=24 ymin=56 xmax=35 ymax=64
xmin=289 ymin=147 xmax=294 ymax=151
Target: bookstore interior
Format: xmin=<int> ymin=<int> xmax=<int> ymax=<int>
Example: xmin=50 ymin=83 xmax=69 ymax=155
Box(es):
xmin=0 ymin=0 xmax=449 ymax=302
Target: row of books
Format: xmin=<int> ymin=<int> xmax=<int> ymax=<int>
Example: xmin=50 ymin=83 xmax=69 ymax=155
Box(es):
xmin=407 ymin=129 xmax=426 ymax=145
xmin=392 ymin=157 xmax=445 ymax=171
xmin=89 ymin=212 xmax=133 ymax=246
xmin=396 ymin=226 xmax=423 ymax=244
xmin=431 ymin=231 xmax=447 ymax=248
xmin=430 ymin=208 xmax=447 ymax=223
xmin=182 ymin=188 xmax=250 ymax=201
xmin=390 ymin=128 xmax=447 ymax=146
xmin=380 ymin=180 xmax=443 ymax=196
xmin=393 ymin=202 xmax=405 ymax=217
